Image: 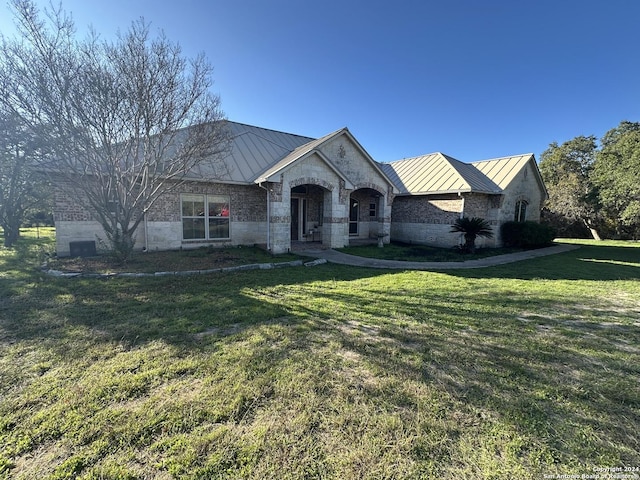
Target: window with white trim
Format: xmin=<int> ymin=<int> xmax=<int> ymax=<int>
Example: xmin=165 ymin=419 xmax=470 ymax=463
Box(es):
xmin=514 ymin=199 xmax=528 ymax=222
xmin=181 ymin=194 xmax=230 ymax=240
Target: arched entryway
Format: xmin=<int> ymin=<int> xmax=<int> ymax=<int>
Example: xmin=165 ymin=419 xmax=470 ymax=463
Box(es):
xmin=290 ymin=183 xmax=331 ymax=250
xmin=348 ymin=187 xmax=387 ymax=245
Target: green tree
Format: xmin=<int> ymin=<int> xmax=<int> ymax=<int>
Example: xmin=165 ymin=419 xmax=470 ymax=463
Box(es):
xmin=539 ymin=136 xmax=602 ymax=239
xmin=592 ymin=121 xmax=640 ymax=239
xmin=0 ymin=0 xmax=229 ymax=261
xmin=0 ymin=109 xmax=50 ymax=247
xmin=450 ymin=217 xmax=494 ymax=253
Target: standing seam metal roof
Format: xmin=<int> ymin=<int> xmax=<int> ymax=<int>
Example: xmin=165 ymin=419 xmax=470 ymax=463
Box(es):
xmin=382 ymin=153 xmax=502 ymax=195
xmin=186 ymin=121 xmax=538 ymax=198
xmin=471 ymin=154 xmax=535 ymax=189
xmin=255 ymin=128 xmax=348 ymax=183
xmin=212 ymin=122 xmax=316 ymax=184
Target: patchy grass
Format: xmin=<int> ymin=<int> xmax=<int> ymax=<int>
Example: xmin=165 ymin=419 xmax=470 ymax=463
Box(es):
xmin=47 ymin=243 xmax=302 ymax=274
xmin=338 ymin=241 xmax=529 ymax=262
xmin=0 ymin=232 xmax=639 ymax=479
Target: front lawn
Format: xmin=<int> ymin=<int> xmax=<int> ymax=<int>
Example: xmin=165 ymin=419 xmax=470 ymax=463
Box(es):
xmin=47 ymin=244 xmax=302 ymax=274
xmin=1 ymin=230 xmax=638 ymax=479
xmin=337 ymin=241 xmax=527 ymax=262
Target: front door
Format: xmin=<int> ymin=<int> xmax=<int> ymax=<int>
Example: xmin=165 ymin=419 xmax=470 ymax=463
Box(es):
xmin=291 ymin=198 xmax=299 ymax=241
xmin=290 ymin=198 xmax=307 ymax=241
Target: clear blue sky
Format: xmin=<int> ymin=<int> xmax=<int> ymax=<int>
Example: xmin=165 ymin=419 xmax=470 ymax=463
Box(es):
xmin=1 ymin=0 xmax=639 ymax=162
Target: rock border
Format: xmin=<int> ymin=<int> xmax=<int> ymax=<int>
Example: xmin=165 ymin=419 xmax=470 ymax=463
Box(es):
xmin=44 ymin=258 xmax=327 ymax=279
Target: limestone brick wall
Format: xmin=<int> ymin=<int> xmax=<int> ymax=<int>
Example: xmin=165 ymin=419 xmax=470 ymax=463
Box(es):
xmin=54 ymin=179 xmax=141 ymax=256
xmin=55 ymin=221 xmax=103 ymax=256
xmin=319 ymin=136 xmax=386 ymax=190
xmin=317 ymin=135 xmax=394 ymax=245
xmin=498 ymin=163 xmax=544 ymax=224
xmin=390 ymin=195 xmax=463 ymax=247
xmin=271 ymin=153 xmax=346 ymax=253
xmin=146 ymin=182 xmax=268 ymax=250
xmin=462 ymin=193 xmax=491 ymax=219
xmin=390 ymin=192 xmax=509 ymax=248
xmin=391 ymin=195 xmax=462 ymax=223
xmin=54 ymin=179 xmax=269 ymax=255
xmin=461 ymin=193 xmax=500 ymax=247
xmin=53 ymin=180 xmax=96 ymax=222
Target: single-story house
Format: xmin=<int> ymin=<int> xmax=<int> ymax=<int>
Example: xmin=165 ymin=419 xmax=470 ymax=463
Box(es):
xmin=52 ymin=121 xmax=547 ymax=256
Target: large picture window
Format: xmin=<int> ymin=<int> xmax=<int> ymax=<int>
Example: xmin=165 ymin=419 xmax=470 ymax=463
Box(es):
xmin=182 ymin=194 xmax=230 ymax=240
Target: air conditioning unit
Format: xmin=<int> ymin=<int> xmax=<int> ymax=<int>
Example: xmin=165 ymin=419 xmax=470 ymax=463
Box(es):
xmin=69 ymin=240 xmax=96 ymax=257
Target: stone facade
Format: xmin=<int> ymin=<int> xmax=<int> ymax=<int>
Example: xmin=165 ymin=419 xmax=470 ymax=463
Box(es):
xmin=53 ymin=179 xmax=270 ymax=255
xmin=390 ymin=194 xmax=464 ymax=247
xmin=263 ymin=133 xmax=394 ymax=253
xmin=51 ymin=126 xmax=546 ymax=257
xmin=390 ymin=160 xmax=546 ymax=249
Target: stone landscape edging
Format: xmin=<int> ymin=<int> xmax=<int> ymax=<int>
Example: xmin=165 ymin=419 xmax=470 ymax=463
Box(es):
xmin=43 ymin=258 xmax=328 ymax=278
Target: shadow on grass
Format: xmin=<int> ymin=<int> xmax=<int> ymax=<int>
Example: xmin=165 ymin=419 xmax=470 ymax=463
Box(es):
xmin=2 ymin=238 xmax=639 ymax=476
xmin=2 ymin=242 xmax=638 ymax=356
xmin=450 ymin=243 xmax=640 ymax=281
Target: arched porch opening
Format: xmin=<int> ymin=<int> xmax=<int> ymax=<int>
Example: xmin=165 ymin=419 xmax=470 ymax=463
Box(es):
xmin=348 ymin=187 xmax=387 ymax=245
xmin=289 ymin=183 xmax=331 ymax=250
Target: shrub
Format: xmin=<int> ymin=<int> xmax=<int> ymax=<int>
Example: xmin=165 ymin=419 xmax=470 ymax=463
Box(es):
xmin=501 ymin=221 xmax=556 ymax=248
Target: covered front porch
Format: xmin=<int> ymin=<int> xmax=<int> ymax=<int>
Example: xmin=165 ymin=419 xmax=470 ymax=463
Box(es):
xmin=254 ymin=127 xmax=397 ymax=254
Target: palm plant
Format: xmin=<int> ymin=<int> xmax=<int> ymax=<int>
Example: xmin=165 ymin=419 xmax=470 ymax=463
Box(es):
xmin=450 ymin=217 xmax=494 ymax=253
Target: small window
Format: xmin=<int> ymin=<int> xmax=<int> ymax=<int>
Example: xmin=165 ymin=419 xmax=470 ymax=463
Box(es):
xmin=369 ymin=202 xmax=377 ymax=218
xmin=514 ymin=200 xmax=528 ymax=222
xmin=182 ymin=194 xmax=230 ymax=240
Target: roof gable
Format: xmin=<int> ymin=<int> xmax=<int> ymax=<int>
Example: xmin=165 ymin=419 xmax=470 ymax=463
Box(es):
xmin=255 ymin=128 xmax=398 ymax=192
xmin=255 ymin=128 xmax=345 ymax=183
xmin=473 ymin=153 xmax=547 ymax=198
xmin=472 ymin=154 xmax=532 ymax=189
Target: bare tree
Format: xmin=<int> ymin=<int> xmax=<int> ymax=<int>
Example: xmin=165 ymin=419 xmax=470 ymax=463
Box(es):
xmin=0 ymin=0 xmax=230 ymax=260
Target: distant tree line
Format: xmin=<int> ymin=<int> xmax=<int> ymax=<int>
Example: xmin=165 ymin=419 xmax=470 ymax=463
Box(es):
xmin=539 ymin=121 xmax=640 ymax=240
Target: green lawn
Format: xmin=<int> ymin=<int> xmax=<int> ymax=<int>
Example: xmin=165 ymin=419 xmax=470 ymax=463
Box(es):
xmin=1 ymin=229 xmax=639 ymax=479
xmin=337 ymin=242 xmax=526 ymax=262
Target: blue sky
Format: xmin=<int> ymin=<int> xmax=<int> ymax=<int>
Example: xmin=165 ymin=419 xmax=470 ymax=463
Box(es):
xmin=1 ymin=0 xmax=639 ymax=162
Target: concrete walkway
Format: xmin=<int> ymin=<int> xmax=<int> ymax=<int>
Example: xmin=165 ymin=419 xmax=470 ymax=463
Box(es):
xmin=297 ymin=244 xmax=580 ymax=270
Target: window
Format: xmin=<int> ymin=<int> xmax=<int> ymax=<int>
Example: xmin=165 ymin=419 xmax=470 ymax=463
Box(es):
xmin=182 ymin=194 xmax=230 ymax=240
xmin=514 ymin=199 xmax=528 ymax=222
xmin=369 ymin=202 xmax=377 ymax=218
xmin=349 ymin=199 xmax=359 ymax=235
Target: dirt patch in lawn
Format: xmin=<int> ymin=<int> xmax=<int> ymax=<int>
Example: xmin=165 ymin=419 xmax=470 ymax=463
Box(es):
xmin=46 ymin=246 xmax=302 ymax=274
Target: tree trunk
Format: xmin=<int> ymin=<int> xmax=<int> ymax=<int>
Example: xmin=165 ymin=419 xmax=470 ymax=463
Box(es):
xmin=2 ymin=222 xmax=20 ymax=247
xmin=588 ymin=228 xmax=602 ymax=241
xmin=464 ymin=233 xmax=476 ymax=254
xmin=583 ymin=219 xmax=602 ymax=240
xmin=105 ymin=225 xmax=136 ymax=263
